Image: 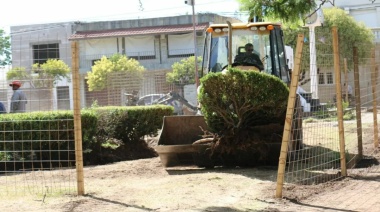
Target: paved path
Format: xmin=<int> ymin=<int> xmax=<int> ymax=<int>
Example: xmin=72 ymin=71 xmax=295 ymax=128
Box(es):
xmin=270 ymin=152 xmax=380 ymax=212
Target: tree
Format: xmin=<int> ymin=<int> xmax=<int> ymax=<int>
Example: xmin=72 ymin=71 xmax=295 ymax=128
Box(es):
xmin=166 ymin=56 xmax=202 ymax=85
xmin=283 ymin=7 xmax=374 ymax=69
xmin=87 ymin=54 xmax=145 ymax=91
xmin=32 ymin=59 xmax=71 ymax=87
xmin=237 ymin=0 xmax=374 ymax=69
xmin=0 ymin=29 xmax=11 ymax=66
xmin=6 ymin=67 xmax=31 ymax=81
xmin=32 ymin=59 xmax=71 ymax=110
xmin=237 ymin=0 xmax=334 ymax=24
xmin=7 ymin=60 xmax=71 ymax=85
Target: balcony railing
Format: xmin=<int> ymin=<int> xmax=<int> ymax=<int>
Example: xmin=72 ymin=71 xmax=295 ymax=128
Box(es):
xmin=126 ymin=51 xmax=156 ymax=60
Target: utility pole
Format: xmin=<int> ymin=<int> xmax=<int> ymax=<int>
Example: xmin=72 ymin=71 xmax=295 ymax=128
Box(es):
xmin=185 ymin=0 xmax=199 ymax=87
xmin=305 ymin=7 xmax=324 ymax=110
xmin=309 ymin=25 xmax=318 ymax=101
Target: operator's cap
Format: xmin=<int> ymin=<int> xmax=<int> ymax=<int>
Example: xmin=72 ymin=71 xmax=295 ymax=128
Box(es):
xmin=9 ymin=80 xmax=22 ymax=87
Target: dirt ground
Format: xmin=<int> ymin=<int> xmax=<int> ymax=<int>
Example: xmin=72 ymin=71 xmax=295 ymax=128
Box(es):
xmin=0 ymin=156 xmax=379 ymax=212
xmin=1 ymin=116 xmax=380 ymax=212
xmin=1 ymin=151 xmax=379 ymax=212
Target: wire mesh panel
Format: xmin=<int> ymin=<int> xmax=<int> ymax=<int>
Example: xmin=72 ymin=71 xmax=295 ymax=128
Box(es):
xmin=343 ymin=45 xmax=376 ymax=170
xmin=84 ymin=69 xmax=177 ymax=107
xmin=0 ymin=27 xmax=77 ymax=196
xmin=282 ymin=27 xmax=380 ymax=186
xmin=283 ymin=27 xmax=342 ymax=185
xmin=84 ymin=66 xmax=198 ymax=115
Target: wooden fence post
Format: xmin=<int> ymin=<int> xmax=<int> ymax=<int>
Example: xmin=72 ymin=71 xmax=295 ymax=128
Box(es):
xmin=353 ymin=47 xmax=363 ymax=158
xmin=72 ymin=41 xmax=85 ymax=195
xmin=344 ymin=58 xmax=348 ymax=103
xmin=332 ymin=26 xmax=347 ymax=177
xmin=276 ymin=34 xmax=304 ymax=198
xmin=371 ymin=48 xmax=379 ymax=148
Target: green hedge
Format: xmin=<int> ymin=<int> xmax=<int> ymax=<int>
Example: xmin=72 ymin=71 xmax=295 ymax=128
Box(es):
xmin=93 ymin=105 xmax=173 ymax=143
xmin=0 ymin=111 xmax=97 ymax=157
xmin=0 ymin=105 xmax=173 ymax=163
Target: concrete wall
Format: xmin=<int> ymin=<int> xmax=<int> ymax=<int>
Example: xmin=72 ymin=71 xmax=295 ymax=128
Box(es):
xmin=11 ymin=23 xmax=74 ymax=71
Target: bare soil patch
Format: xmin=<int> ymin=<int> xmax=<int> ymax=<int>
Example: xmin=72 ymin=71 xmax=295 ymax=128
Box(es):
xmin=1 ymin=148 xmax=378 ymax=212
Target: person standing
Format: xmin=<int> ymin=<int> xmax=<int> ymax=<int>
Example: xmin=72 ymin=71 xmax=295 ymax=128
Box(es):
xmin=0 ymin=101 xmax=6 ymax=113
xmin=343 ymin=83 xmax=353 ymax=95
xmin=9 ymin=80 xmax=27 ymax=113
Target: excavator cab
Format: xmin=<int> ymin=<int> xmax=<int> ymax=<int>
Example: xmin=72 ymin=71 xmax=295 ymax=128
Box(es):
xmin=204 ymin=22 xmax=291 ymax=84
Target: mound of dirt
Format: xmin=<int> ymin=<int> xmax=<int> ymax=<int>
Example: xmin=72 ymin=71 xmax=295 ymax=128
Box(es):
xmin=83 ymin=139 xmax=158 ymax=166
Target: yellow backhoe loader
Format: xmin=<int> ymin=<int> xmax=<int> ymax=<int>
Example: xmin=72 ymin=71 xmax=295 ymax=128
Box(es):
xmin=155 ymin=21 xmax=303 ymax=167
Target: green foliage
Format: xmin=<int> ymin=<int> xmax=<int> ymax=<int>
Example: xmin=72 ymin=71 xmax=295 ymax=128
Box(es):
xmin=312 ymin=100 xmax=355 ymax=121
xmin=199 ymin=68 xmax=289 ymax=134
xmin=0 ymin=29 xmax=11 ymax=66
xmin=6 ymin=67 xmax=31 ymax=80
xmin=237 ymin=0 xmax=317 ymax=24
xmin=0 ymin=111 xmax=97 ymax=164
xmin=0 ymin=105 xmax=172 ymax=168
xmin=101 ymin=141 xmax=120 ymax=150
xmin=341 ymin=101 xmax=356 ymax=120
xmin=343 ymin=112 xmax=355 ymax=120
xmin=304 ymin=117 xmax=316 ymax=123
xmin=90 ymin=100 xmax=100 ymax=108
xmin=0 ymin=152 xmax=12 ymax=161
xmin=283 ymin=7 xmax=374 ymax=69
xmin=94 ymin=105 xmax=173 ymax=143
xmin=313 ymin=107 xmax=331 ymax=119
xmin=7 ymin=60 xmax=71 ymax=87
xmin=87 ymin=54 xmax=145 ymax=91
xmin=32 ymin=59 xmax=71 ymax=87
xmin=342 ymin=100 xmax=349 ymax=111
xmin=166 ymin=56 xmax=202 ymax=85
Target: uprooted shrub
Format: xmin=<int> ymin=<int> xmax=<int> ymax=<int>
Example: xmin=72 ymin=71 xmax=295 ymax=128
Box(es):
xmin=198 ymin=68 xmax=289 ymax=165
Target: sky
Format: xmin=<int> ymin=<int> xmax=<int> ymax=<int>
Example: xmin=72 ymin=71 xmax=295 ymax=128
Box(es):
xmin=0 ymin=0 xmax=247 ymax=29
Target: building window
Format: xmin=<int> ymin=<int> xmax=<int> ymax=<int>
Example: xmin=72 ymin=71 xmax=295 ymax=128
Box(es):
xmin=326 ymin=73 xmax=333 ymax=84
xmin=128 ymin=54 xmax=156 ymax=60
xmin=125 ymin=36 xmax=156 ymax=60
xmin=168 ymin=33 xmax=195 ymax=58
xmin=318 ymin=72 xmax=334 ymax=85
xmin=57 ymin=86 xmax=70 ymax=110
xmin=318 ymin=73 xmax=325 ymax=84
xmin=33 ymin=43 xmax=60 ymax=64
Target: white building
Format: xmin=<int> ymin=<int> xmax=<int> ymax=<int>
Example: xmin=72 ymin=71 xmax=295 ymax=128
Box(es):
xmin=324 ymin=0 xmax=380 ymax=41
xmin=9 ymin=14 xmax=241 ymax=110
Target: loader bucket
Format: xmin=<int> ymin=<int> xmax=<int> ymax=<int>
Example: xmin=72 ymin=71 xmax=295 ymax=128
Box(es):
xmin=155 ymin=115 xmax=213 ymax=167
